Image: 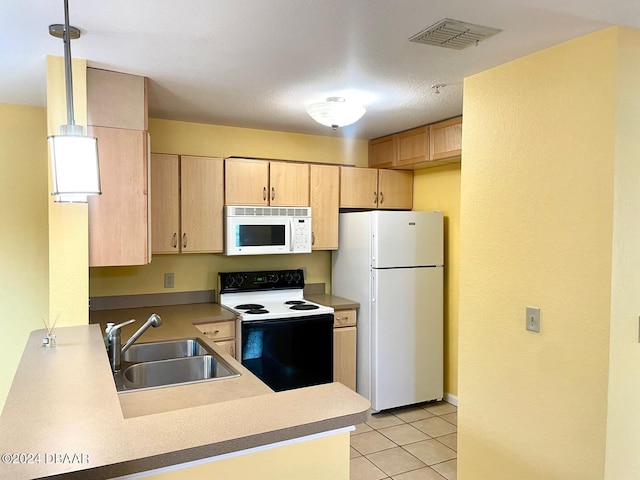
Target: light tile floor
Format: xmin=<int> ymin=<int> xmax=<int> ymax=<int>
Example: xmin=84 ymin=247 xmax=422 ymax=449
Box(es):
xmin=350 ymin=401 xmax=457 ymax=480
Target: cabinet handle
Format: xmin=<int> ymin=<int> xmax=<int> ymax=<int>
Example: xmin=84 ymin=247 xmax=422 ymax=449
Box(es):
xmin=312 ymin=231 xmax=315 ymax=245
xmin=271 ymin=186 xmax=275 ymax=201
xmin=204 ymin=329 xmax=219 ymax=336
xmin=379 ymin=191 xmax=384 ymax=204
xmin=172 ymin=233 xmax=177 ymax=248
xmin=183 ymin=233 xmax=187 ymax=248
xmin=230 ymin=345 xmax=235 ymax=357
xmin=263 ymin=187 xmax=267 ymax=201
xmin=373 ymin=191 xmax=378 ymax=205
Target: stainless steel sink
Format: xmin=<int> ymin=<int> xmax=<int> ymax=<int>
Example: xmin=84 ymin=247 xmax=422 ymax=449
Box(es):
xmin=121 ymin=338 xmax=210 ymax=363
xmin=114 ymin=338 xmax=240 ymax=392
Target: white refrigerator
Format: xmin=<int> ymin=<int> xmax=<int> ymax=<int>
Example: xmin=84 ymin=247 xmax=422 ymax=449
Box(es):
xmin=332 ymin=210 xmax=443 ymax=412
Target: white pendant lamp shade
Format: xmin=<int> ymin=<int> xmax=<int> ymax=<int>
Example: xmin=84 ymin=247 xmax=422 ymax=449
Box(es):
xmin=48 ymin=134 xmax=101 ymax=198
xmin=48 ymin=0 xmax=101 ymax=203
xmin=306 ymin=97 xmax=366 ymax=129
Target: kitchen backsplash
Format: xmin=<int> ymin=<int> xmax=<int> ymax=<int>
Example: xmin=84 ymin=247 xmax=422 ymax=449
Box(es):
xmin=89 ymin=251 xmax=331 ymax=297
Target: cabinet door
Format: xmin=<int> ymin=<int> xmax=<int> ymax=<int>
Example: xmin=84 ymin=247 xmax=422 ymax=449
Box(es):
xmin=181 ymin=156 xmax=224 ymax=253
xmin=151 ymin=154 xmax=180 ymax=254
xmin=269 ymin=162 xmax=309 ymax=206
xmin=368 ymin=135 xmax=395 ymax=168
xmin=334 ymin=326 xmax=357 ymax=391
xmin=396 ymin=126 xmax=429 ymax=167
xmin=339 ymin=167 xmax=379 ymax=208
xmin=215 ymin=340 xmax=236 ymax=359
xmin=378 ymin=169 xmax=413 ymax=210
xmin=310 ymin=164 xmax=339 ymax=250
xmin=224 ymin=158 xmax=269 ymax=205
xmin=429 ymin=116 xmax=462 ymax=162
xmin=88 ymin=126 xmax=149 ymax=266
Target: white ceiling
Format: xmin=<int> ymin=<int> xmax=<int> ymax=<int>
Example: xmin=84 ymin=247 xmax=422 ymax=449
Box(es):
xmin=1 ymin=0 xmax=639 ymax=140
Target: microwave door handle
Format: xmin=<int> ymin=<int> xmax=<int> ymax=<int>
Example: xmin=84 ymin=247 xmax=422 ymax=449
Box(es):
xmin=290 ymin=219 xmax=294 ymax=252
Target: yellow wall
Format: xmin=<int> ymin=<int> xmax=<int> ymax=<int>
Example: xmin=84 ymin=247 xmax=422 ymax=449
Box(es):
xmin=0 ymin=103 xmax=49 ymax=410
xmin=413 ymin=164 xmax=460 ymax=398
xmin=47 ymin=56 xmax=90 ymax=326
xmin=604 ymin=27 xmax=640 ymax=478
xmin=138 ymin=431 xmax=349 ymax=479
xmin=90 ymin=118 xmax=369 ymax=297
xmin=459 ymin=28 xmax=619 ymax=479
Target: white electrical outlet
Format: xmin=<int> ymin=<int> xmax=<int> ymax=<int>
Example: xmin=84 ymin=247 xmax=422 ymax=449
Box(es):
xmin=164 ymin=273 xmax=174 ymax=289
xmin=526 ymin=306 xmax=540 ymax=333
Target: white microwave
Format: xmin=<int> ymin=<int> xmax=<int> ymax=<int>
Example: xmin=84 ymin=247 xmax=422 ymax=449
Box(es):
xmin=224 ymin=206 xmax=312 ymax=255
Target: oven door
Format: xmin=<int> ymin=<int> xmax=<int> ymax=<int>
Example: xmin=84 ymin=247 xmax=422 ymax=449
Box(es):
xmin=240 ymin=314 xmax=334 ymax=391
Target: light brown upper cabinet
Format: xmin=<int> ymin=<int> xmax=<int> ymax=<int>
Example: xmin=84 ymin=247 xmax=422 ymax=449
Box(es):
xmin=310 ymin=164 xmax=340 ymax=250
xmin=368 ymin=116 xmax=462 ymax=169
xmin=87 ymin=68 xmax=150 ymax=267
xmin=224 ymin=158 xmax=309 ymax=206
xmin=339 ymin=167 xmax=413 ymax=210
xmin=377 ymin=169 xmax=413 ymax=209
xmin=151 ymin=154 xmax=224 ymax=254
xmin=429 ymin=116 xmax=462 ymax=162
xmin=368 ymin=136 xmax=395 ymax=169
xmin=88 ymin=127 xmax=150 ymax=267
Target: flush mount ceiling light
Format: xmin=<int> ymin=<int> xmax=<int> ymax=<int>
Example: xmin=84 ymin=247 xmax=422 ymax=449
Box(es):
xmin=47 ymin=0 xmax=101 ymax=203
xmin=306 ymin=97 xmax=366 ymax=130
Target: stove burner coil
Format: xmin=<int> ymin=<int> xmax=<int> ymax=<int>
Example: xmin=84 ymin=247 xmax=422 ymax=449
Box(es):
xmin=245 ymin=309 xmax=269 ymax=314
xmin=284 ymin=300 xmax=305 ymax=305
xmin=289 ymin=304 xmax=319 ymax=311
xmin=236 ymin=303 xmax=265 ymax=310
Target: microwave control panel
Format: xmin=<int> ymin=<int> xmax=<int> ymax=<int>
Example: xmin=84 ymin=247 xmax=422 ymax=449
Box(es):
xmin=292 ymin=217 xmax=311 ymax=252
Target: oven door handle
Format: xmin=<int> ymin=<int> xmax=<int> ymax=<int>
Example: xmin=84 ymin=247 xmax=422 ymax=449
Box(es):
xmin=242 ymin=314 xmax=334 ymax=329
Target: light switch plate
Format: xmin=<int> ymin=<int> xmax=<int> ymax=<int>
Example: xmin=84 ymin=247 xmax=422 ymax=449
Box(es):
xmin=526 ymin=306 xmax=540 ymax=333
xmin=164 ymin=273 xmax=174 ymax=289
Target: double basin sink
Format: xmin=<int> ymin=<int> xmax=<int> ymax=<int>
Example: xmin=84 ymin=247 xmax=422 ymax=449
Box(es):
xmin=114 ymin=338 xmax=240 ymax=392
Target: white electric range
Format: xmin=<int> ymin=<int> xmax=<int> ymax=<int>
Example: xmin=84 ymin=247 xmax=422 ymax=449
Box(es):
xmin=218 ymin=269 xmax=334 ymax=391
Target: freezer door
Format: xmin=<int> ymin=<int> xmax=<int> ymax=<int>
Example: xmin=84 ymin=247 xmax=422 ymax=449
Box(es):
xmin=372 ymin=211 xmax=443 ymax=268
xmin=371 ymin=266 xmax=443 ymax=411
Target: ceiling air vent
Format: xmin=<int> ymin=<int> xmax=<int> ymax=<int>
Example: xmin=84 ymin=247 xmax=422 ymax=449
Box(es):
xmin=409 ymin=18 xmax=501 ymax=50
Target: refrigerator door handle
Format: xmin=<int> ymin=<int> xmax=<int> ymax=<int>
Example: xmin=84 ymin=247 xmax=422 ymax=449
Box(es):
xmin=371 ymin=234 xmax=375 ymax=263
xmin=371 ymin=272 xmax=375 ymax=303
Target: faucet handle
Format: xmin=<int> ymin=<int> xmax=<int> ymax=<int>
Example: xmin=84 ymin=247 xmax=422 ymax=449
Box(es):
xmin=105 ymin=319 xmax=136 ymax=338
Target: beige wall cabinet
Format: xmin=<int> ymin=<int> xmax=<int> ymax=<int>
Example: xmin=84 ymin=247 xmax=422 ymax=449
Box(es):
xmin=87 ymin=68 xmax=150 ymax=267
xmin=310 ymin=164 xmax=339 ymax=250
xmin=429 ymin=116 xmax=462 ymax=162
xmin=225 ymin=158 xmax=309 ymax=206
xmin=368 ymin=117 xmax=461 ymax=169
xmin=151 ymin=154 xmax=224 ymax=254
xmin=333 ymin=309 xmax=357 ymax=391
xmin=88 ymin=126 xmax=150 ymax=267
xmin=195 ymin=320 xmax=236 ymax=359
xmin=339 ymin=167 xmax=413 ymax=210
xmin=368 ymin=135 xmax=395 ymax=169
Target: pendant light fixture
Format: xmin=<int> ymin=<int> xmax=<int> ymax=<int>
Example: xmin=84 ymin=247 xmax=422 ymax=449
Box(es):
xmin=47 ymin=0 xmax=101 ymax=203
xmin=306 ymin=97 xmax=366 ymax=130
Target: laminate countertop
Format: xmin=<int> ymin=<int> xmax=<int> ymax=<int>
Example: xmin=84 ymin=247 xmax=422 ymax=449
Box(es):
xmin=305 ymin=294 xmax=360 ymax=310
xmin=0 ymin=303 xmax=370 ymax=480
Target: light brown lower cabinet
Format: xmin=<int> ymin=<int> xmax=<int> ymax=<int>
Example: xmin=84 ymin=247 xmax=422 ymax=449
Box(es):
xmin=194 ymin=320 xmax=236 ymax=359
xmin=333 ymin=309 xmax=357 ymax=391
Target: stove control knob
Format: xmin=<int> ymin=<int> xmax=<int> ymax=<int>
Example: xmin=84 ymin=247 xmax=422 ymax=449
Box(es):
xmin=227 ymin=276 xmax=236 ymax=287
xmin=235 ymin=274 xmax=244 ymax=286
xmin=293 ymin=272 xmax=301 ymax=282
xmin=284 ymin=272 xmax=293 ymax=283
xmin=267 ymin=273 xmax=279 ymax=283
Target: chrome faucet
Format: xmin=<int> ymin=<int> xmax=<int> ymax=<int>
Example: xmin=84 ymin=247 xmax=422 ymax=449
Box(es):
xmin=105 ymin=314 xmax=162 ymax=372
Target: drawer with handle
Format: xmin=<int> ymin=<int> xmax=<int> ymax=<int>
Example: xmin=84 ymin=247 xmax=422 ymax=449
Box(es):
xmin=333 ymin=309 xmax=356 ymax=327
xmin=194 ymin=320 xmax=235 ymax=341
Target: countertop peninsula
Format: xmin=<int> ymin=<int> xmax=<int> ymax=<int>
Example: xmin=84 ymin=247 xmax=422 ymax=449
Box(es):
xmin=0 ymin=302 xmax=370 ymax=480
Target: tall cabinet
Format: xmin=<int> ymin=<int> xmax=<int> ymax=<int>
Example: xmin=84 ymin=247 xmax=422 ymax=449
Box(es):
xmin=151 ymin=154 xmax=224 ymax=254
xmin=86 ymin=68 xmax=150 ymax=267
